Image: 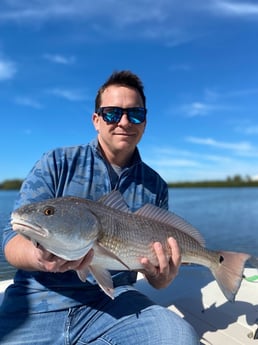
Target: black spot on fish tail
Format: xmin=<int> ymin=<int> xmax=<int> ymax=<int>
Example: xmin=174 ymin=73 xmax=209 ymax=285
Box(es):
xmin=212 ymin=251 xmax=250 ymax=302
xmin=219 ymin=255 xmax=224 ymax=264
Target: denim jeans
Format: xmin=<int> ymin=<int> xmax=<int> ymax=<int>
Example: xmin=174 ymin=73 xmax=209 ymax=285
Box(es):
xmin=0 ymin=290 xmax=199 ymax=345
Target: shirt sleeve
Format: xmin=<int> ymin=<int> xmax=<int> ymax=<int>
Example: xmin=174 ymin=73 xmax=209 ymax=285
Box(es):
xmin=2 ymin=150 xmax=58 ymax=251
xmin=159 ymin=186 xmax=169 ymax=210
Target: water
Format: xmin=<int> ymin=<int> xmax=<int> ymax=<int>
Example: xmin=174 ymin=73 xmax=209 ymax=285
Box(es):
xmin=0 ymin=188 xmax=258 ymax=281
xmin=0 ymin=190 xmax=19 ymax=280
xmin=168 ymin=188 xmax=258 ymax=256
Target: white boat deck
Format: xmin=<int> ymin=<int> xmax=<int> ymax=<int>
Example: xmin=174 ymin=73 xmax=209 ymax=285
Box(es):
xmin=1 ymin=266 xmax=258 ymax=344
xmin=135 ymin=266 xmax=258 ymax=344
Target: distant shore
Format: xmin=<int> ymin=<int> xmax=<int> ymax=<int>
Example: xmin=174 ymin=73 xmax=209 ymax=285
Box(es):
xmin=0 ymin=179 xmax=24 ymax=190
xmin=1 ymin=176 xmax=258 ymax=190
xmin=167 ymin=180 xmax=258 ymax=188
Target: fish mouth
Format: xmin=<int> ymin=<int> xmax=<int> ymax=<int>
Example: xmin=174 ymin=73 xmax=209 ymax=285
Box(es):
xmin=11 ymin=219 xmax=49 ymax=238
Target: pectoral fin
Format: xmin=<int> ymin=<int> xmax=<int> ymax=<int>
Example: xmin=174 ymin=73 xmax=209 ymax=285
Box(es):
xmin=76 ymin=242 xmax=130 ymax=299
xmin=76 ymin=268 xmax=89 ymax=282
xmin=89 ymin=264 xmax=115 ymax=299
xmin=76 ymin=262 xmax=115 ymax=299
xmin=94 ymin=243 xmax=130 ymax=270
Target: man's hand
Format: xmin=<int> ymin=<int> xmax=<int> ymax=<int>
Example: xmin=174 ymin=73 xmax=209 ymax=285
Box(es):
xmin=5 ymin=234 xmax=94 ymax=273
xmin=140 ymin=237 xmax=181 ymax=289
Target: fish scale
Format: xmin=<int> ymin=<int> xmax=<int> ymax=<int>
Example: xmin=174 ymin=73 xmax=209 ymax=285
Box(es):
xmin=93 ymin=205 xmax=205 ymax=264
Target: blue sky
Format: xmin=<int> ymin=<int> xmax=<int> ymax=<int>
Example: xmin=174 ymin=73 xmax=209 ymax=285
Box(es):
xmin=0 ymin=0 xmax=258 ymax=183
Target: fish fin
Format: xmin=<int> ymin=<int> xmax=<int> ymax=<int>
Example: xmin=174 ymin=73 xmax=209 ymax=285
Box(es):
xmin=135 ymin=204 xmax=205 ymax=246
xmin=76 ymin=268 xmax=90 ymax=282
xmin=211 ymin=251 xmax=250 ymax=302
xmin=98 ymin=191 xmax=130 ymax=213
xmin=95 ymin=243 xmax=130 ymax=270
xmin=89 ymin=264 xmax=115 ymax=299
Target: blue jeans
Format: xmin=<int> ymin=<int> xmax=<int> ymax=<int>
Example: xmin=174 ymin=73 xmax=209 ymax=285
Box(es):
xmin=0 ymin=290 xmax=199 ymax=344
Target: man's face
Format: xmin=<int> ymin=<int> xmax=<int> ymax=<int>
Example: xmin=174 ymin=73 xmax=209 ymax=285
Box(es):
xmin=92 ymin=85 xmax=146 ymax=163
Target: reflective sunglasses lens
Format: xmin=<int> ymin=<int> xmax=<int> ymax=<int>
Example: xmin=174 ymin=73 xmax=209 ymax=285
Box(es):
xmin=103 ymin=109 xmax=122 ymax=123
xmin=128 ymin=108 xmax=146 ymax=124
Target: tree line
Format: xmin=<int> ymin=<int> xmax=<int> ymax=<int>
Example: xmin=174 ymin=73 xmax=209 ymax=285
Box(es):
xmin=168 ymin=175 xmax=258 ymax=188
xmin=0 ymin=179 xmax=23 ymax=190
xmin=0 ymin=175 xmax=258 ymax=190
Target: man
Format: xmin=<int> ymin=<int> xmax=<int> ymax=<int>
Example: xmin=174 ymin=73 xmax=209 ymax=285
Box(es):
xmin=1 ymin=70 xmax=199 ymax=344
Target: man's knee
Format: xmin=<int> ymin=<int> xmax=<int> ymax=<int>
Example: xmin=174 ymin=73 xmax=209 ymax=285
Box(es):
xmin=145 ymin=306 xmax=199 ymax=345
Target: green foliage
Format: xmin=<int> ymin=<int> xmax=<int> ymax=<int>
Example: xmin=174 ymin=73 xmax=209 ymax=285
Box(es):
xmin=1 ymin=175 xmax=258 ymax=190
xmin=168 ymin=175 xmax=258 ymax=188
xmin=0 ymin=179 xmax=23 ymax=190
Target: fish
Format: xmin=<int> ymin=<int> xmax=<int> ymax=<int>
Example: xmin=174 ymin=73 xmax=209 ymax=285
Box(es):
xmin=11 ymin=190 xmax=251 ymax=301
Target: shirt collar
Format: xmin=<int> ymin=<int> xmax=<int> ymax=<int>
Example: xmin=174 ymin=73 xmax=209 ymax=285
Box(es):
xmin=91 ymin=137 xmax=142 ymax=167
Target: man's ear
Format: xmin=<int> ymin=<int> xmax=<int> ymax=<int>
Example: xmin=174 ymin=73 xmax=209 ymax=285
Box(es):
xmin=92 ymin=113 xmax=100 ymax=131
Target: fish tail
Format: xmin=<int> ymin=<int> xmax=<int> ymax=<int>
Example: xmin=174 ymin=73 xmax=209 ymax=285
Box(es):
xmin=211 ymin=251 xmax=250 ymax=302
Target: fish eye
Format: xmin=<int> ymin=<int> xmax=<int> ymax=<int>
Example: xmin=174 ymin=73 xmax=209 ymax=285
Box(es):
xmin=43 ymin=206 xmax=55 ymax=216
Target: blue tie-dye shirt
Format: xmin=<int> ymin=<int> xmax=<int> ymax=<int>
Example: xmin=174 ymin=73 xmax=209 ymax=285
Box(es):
xmin=1 ymin=138 xmax=168 ymax=313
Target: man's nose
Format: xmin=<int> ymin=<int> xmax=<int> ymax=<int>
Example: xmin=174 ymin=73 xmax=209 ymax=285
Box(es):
xmin=118 ymin=113 xmax=131 ymax=126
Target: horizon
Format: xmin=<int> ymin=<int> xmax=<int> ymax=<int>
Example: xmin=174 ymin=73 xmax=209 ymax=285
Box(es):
xmin=1 ymin=173 xmax=258 ymax=186
xmin=1 ymin=1 xmax=258 ymax=182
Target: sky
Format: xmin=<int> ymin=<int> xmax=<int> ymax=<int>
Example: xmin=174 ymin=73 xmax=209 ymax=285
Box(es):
xmin=0 ymin=0 xmax=258 ymax=183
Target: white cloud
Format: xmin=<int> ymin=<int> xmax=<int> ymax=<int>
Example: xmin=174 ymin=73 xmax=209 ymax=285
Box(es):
xmin=48 ymin=88 xmax=85 ymax=101
xmin=1 ymin=0 xmax=257 ymax=46
xmin=236 ymin=125 xmax=258 ymax=135
xmin=148 ymin=157 xmax=200 ymax=168
xmin=43 ymin=54 xmax=75 ymax=65
xmin=0 ymin=1 xmax=82 ymax=21
xmin=143 ymin=144 xmax=258 ymax=182
xmin=0 ymin=1 xmax=194 ymax=45
xmin=0 ymin=1 xmax=154 ymax=22
xmin=209 ymin=87 xmax=258 ymax=101
xmin=146 ymin=146 xmax=235 ymax=167
xmin=213 ymin=0 xmax=258 ymax=17
xmin=178 ymin=86 xmax=256 ymax=118
xmin=1 ymin=1 xmax=257 ymax=24
xmin=180 ymin=101 xmax=229 ymax=117
xmin=186 ymin=136 xmax=258 ymax=155
xmin=0 ymin=58 xmax=16 ymax=80
xmin=184 ymin=102 xmax=211 ymax=117
xmin=15 ymin=96 xmax=42 ymax=109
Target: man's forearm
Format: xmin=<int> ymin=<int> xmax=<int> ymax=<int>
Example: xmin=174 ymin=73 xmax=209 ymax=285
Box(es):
xmin=4 ymin=234 xmax=39 ymax=271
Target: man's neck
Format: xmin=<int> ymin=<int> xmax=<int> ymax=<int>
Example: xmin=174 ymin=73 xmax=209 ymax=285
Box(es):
xmin=97 ymin=141 xmax=134 ymax=168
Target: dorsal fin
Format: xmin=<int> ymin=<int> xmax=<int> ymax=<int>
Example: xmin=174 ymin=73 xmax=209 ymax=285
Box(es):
xmin=98 ymin=190 xmax=130 ymax=213
xmin=135 ymin=204 xmax=205 ymax=246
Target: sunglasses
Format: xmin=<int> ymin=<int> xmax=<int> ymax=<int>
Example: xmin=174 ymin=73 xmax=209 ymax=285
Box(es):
xmin=97 ymin=106 xmax=147 ymax=124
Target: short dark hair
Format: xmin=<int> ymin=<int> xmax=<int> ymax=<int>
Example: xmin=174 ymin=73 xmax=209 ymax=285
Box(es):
xmin=95 ymin=70 xmax=146 ymax=111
